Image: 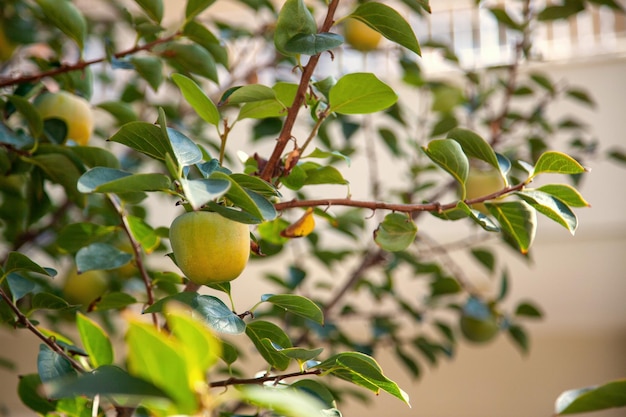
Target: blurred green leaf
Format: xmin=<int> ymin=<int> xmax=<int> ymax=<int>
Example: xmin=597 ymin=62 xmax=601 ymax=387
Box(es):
xmin=274 ymin=0 xmax=317 ymax=56
xmin=261 ymin=294 xmax=324 ymax=324
xmin=186 ymin=0 xmax=217 ymax=21
xmin=131 ymin=56 xmax=163 ymax=91
xmin=284 ymin=32 xmax=344 ymax=55
xmin=35 ymin=0 xmax=86 ymax=50
xmin=76 ymin=312 xmax=113 ymax=368
xmin=135 ymin=0 xmax=163 ymax=23
xmin=37 ymin=344 xmax=77 ymax=385
xmin=56 ymin=223 xmax=116 ymax=254
xmin=161 ymin=42 xmax=218 ymax=83
xmin=446 ymin=128 xmax=499 ymax=171
xmin=556 ymin=379 xmax=626 ymax=415
xmin=374 ymin=213 xmax=417 ymax=252
xmin=172 ymin=73 xmax=219 ymax=126
xmin=76 ymin=243 xmax=133 ymax=272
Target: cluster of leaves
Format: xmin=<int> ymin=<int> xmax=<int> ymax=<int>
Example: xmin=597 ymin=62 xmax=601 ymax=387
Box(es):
xmin=0 ymin=0 xmax=624 ymax=416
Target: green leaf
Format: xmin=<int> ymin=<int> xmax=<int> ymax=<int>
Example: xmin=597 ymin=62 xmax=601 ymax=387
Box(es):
xmin=186 ymin=0 xmax=217 ymax=21
xmin=31 ymin=293 xmax=70 ymax=312
xmin=284 ymin=32 xmax=345 ymax=55
xmin=470 ymin=248 xmax=496 ymax=272
xmin=329 ymin=73 xmax=397 ymax=115
xmin=507 ymin=324 xmax=529 ymax=354
xmin=166 ymin=305 xmax=222 ymax=374
xmin=145 ymin=293 xmax=246 ymax=335
xmin=99 ymin=101 xmax=139 ymax=125
xmin=7 ymin=95 xmax=43 ymax=138
xmin=180 ymin=178 xmax=231 ymax=210
xmin=314 ymin=352 xmax=410 ymax=406
xmin=6 ymin=273 xmax=36 ymax=301
xmin=221 ymin=84 xmax=277 ymax=105
xmin=555 ymin=379 xmax=626 ymax=414
xmin=172 ymin=73 xmax=219 ymax=126
xmin=430 ymin=276 xmax=461 ymax=296
xmin=161 ymin=42 xmax=218 ymax=83
xmin=422 ymin=139 xmax=469 ymax=188
xmin=109 ymin=122 xmax=170 ymax=161
xmin=127 ymin=215 xmax=160 ymax=253
xmin=135 ymin=0 xmax=163 ymax=23
xmin=76 ymin=312 xmax=113 ymax=367
xmin=274 ymin=0 xmax=318 ymax=56
xmin=93 ymin=292 xmax=137 ymax=311
xmin=56 ymin=223 xmax=116 ymax=253
xmin=532 ymin=151 xmax=586 ymax=177
xmin=536 ymin=184 xmax=590 ymax=208
xmin=516 ymin=190 xmax=578 ymax=235
xmin=229 ymin=173 xmax=281 ymax=197
xmin=130 ymin=56 xmax=163 ymax=91
xmin=566 ymin=88 xmax=596 ymax=108
xmin=291 ymin=379 xmax=336 ymax=409
xmin=126 ymin=319 xmax=197 ymax=413
xmin=486 ymin=201 xmax=537 ymax=254
xmin=182 ymin=20 xmax=228 ymax=67
xmin=18 ymin=374 xmax=57 ymax=414
xmin=210 ymin=171 xmax=275 ymax=221
xmin=446 ymin=128 xmax=500 ymax=171
xmin=530 ymin=72 xmax=555 ymax=94
xmin=78 ymin=167 xmax=171 ymax=194
xmin=303 ymin=165 xmax=348 ymax=186
xmin=238 ymin=82 xmax=298 ymax=119
xmin=488 ymin=6 xmax=521 ymax=30
xmin=245 ymin=320 xmax=292 ymax=370
xmin=261 ymin=294 xmax=324 ymax=324
xmin=4 ymin=252 xmax=52 ymax=276
xmin=304 ymin=148 xmax=351 ymax=167
xmin=456 ymin=201 xmax=500 ymax=232
xmin=280 ymin=346 xmax=324 ymax=362
xmin=35 ymin=0 xmax=86 ymax=50
xmin=166 ymin=127 xmax=203 ymax=167
xmin=239 ymin=386 xmax=327 ymax=417
xmin=76 ymin=243 xmax=133 ymax=272
xmin=515 ymin=301 xmax=543 ymax=319
xmin=37 ymin=344 xmax=77 ymax=385
xmin=373 ymin=213 xmax=417 ymax=252
xmin=26 ymin=153 xmax=85 ymax=207
xmin=349 ymin=2 xmax=420 ymax=55
xmin=49 ymin=365 xmax=169 ymax=402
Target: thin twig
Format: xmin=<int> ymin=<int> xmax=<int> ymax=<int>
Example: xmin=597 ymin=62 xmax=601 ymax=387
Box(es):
xmin=0 ymin=288 xmax=85 ymax=372
xmin=209 ymin=369 xmax=322 ymax=388
xmin=0 ymin=32 xmax=181 ymax=89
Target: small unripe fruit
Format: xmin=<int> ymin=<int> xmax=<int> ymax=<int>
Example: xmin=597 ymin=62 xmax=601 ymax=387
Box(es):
xmin=63 ymin=268 xmax=108 ymax=306
xmin=35 ymin=91 xmax=94 ymax=145
xmin=465 ymin=167 xmax=505 ymax=214
xmin=344 ymin=18 xmax=382 ymax=52
xmin=169 ymin=211 xmax=250 ymax=285
xmin=460 ymin=314 xmax=499 ymax=344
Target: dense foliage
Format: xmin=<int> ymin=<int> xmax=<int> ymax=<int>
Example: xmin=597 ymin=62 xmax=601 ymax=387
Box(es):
xmin=0 ymin=0 xmax=623 ymax=416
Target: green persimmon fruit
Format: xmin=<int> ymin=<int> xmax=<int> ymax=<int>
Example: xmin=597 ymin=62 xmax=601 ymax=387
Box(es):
xmin=35 ymin=91 xmax=94 ymax=145
xmin=63 ymin=268 xmax=108 ymax=306
xmin=460 ymin=314 xmax=499 ymax=344
xmin=169 ymin=211 xmax=250 ymax=285
xmin=465 ymin=167 xmax=505 ymax=214
xmin=344 ymin=18 xmax=382 ymax=52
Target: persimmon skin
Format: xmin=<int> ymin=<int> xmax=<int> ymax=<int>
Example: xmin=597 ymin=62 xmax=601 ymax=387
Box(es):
xmin=465 ymin=167 xmax=505 ymax=214
xmin=344 ymin=18 xmax=382 ymax=52
xmin=35 ymin=91 xmax=94 ymax=145
xmin=169 ymin=211 xmax=250 ymax=285
xmin=63 ymin=268 xmax=108 ymax=306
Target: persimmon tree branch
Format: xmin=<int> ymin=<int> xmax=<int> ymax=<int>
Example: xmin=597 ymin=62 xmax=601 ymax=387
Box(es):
xmin=209 ymin=369 xmax=322 ymax=388
xmin=260 ymin=0 xmax=341 ymax=181
xmin=273 ymin=182 xmax=527 ymax=213
xmin=0 ymin=288 xmax=85 ymax=372
xmin=107 ymin=195 xmax=158 ymax=327
xmin=0 ymin=32 xmax=181 ymax=89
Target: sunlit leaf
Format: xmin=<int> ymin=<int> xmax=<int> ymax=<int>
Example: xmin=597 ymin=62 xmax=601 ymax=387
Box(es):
xmin=556 ymin=379 xmax=626 ymax=414
xmin=172 ymin=73 xmax=219 ymax=126
xmin=516 ymin=190 xmax=577 ymax=234
xmin=261 ymin=293 xmax=324 ymax=324
xmin=76 ymin=313 xmax=113 ymax=367
xmin=329 ymin=73 xmax=397 ymax=115
xmin=486 ymin=201 xmax=537 ymax=254
xmin=532 ymin=151 xmax=586 ymax=177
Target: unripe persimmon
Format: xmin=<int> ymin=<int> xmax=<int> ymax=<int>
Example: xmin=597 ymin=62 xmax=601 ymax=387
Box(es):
xmin=460 ymin=313 xmax=499 ymax=344
xmin=465 ymin=167 xmax=505 ymax=214
xmin=344 ymin=18 xmax=382 ymax=52
xmin=35 ymin=91 xmax=94 ymax=145
xmin=63 ymin=268 xmax=108 ymax=306
xmin=169 ymin=211 xmax=250 ymax=285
